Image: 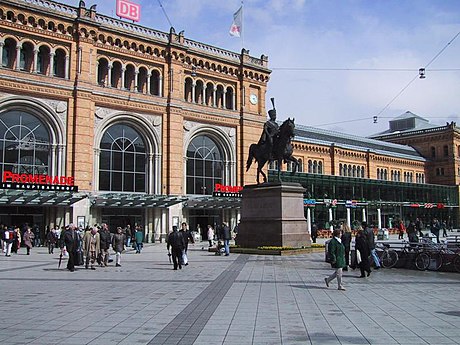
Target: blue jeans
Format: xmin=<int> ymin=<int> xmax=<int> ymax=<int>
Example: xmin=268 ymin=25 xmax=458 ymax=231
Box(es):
xmin=136 ymin=243 xmax=142 ymax=253
xmin=126 ymin=236 xmax=131 ymax=247
xmin=224 ymin=239 xmax=230 ymax=255
xmin=370 ymin=248 xmax=380 ymax=267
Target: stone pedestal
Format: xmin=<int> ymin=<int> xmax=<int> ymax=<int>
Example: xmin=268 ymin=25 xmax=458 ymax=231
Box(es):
xmin=237 ymin=182 xmax=311 ymax=248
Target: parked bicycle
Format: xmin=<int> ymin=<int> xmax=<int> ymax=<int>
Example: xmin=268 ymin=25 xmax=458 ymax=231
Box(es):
xmin=375 ymin=242 xmax=398 ymax=268
xmin=420 ymin=241 xmax=460 ymax=272
xmin=397 ymin=241 xmax=431 ymax=271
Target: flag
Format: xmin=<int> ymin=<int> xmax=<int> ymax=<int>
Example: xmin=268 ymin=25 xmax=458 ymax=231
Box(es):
xmin=229 ymin=6 xmax=242 ymax=37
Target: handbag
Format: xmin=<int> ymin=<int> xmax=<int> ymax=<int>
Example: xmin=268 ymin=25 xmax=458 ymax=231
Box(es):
xmin=356 ymin=250 xmax=362 ymax=264
xmin=182 ymin=251 xmax=188 ymax=265
xmin=76 ymin=249 xmax=84 ymax=266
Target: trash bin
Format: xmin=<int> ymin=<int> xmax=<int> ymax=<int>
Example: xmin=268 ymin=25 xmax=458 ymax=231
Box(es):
xmin=377 ymin=228 xmax=389 ymax=240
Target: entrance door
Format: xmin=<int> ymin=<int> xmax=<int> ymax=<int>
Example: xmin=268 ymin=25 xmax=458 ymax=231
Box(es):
xmin=188 ymin=210 xmax=221 ymax=241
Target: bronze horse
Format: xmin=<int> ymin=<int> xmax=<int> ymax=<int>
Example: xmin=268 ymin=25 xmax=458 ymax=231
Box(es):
xmin=246 ymin=118 xmax=299 ymax=184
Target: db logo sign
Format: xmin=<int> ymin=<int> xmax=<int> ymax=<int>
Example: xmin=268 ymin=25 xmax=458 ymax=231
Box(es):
xmin=116 ymin=0 xmax=141 ymax=22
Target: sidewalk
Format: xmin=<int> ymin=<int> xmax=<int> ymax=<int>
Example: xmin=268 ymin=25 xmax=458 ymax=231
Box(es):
xmin=1 ymin=241 xmax=459 ymax=345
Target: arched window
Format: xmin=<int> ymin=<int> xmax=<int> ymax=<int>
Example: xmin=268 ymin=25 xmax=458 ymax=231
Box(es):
xmin=0 ymin=110 xmax=50 ymax=176
xmin=53 ymin=48 xmax=66 ymax=78
xmin=195 ymin=80 xmax=204 ymax=104
xmin=20 ymin=42 xmax=34 ymax=72
xmin=268 ymin=160 xmax=278 ymax=171
xmin=184 ymin=78 xmax=193 ymax=102
xmin=431 ymin=146 xmax=436 ymax=158
xmin=216 ymin=85 xmax=224 ymax=108
xmin=124 ymin=64 xmax=135 ymax=90
xmin=37 ymin=45 xmax=50 ymax=75
xmin=308 ymin=160 xmax=313 ymax=173
xmin=111 ymin=61 xmax=122 ymax=88
xmin=97 ymin=58 xmax=109 ymax=86
xmin=186 ymin=135 xmax=224 ymax=195
xmin=225 ymin=87 xmax=234 ymax=110
xmin=2 ymin=38 xmax=17 ymax=68
xmin=313 ymin=160 xmax=318 ymax=174
xmin=297 ymin=159 xmax=303 ymax=173
xmin=99 ymin=124 xmax=147 ymax=192
xmin=318 ymin=161 xmax=323 ymax=174
xmin=377 ymin=169 xmax=381 ymax=180
xmin=150 ymin=70 xmax=160 ymax=96
xmin=205 ymin=83 xmax=214 ymax=106
xmin=137 ymin=67 xmax=148 ymax=93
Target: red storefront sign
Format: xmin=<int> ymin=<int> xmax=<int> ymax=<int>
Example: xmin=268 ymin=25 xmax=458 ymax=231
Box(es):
xmin=213 ymin=183 xmax=242 ymax=197
xmin=2 ymin=171 xmax=78 ymax=191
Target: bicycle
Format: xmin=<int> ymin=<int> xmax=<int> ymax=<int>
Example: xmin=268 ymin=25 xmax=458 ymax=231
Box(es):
xmin=422 ymin=242 xmax=460 ymax=272
xmin=397 ymin=241 xmax=431 ymax=271
xmin=375 ymin=242 xmax=398 ymax=268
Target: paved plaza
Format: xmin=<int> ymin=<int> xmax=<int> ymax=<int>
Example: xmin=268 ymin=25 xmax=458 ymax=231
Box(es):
xmin=1 ymin=238 xmax=460 ymax=345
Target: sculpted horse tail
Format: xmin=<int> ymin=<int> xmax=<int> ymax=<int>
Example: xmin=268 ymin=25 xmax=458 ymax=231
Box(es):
xmin=246 ymin=144 xmax=256 ymax=171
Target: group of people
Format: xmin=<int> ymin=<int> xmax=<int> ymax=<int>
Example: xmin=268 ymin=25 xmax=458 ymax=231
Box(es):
xmin=166 ymin=222 xmax=195 ymax=270
xmin=398 ymin=217 xmax=452 ymax=244
xmin=325 ymin=222 xmax=381 ymax=291
xmin=1 ymin=225 xmax=37 ymax=257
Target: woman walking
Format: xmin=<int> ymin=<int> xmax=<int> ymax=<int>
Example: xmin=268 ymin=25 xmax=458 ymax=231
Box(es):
xmin=324 ymin=228 xmax=346 ymax=291
xmin=207 ymin=225 xmax=214 ymax=247
xmin=23 ymin=227 xmax=34 ymax=255
xmin=340 ymin=223 xmax=352 ymax=271
xmin=355 ymin=227 xmax=372 ymax=278
xmin=112 ymin=227 xmax=126 ymax=267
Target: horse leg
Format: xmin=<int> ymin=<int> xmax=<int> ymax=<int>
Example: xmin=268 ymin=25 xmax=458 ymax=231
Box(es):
xmin=277 ymin=159 xmax=282 ymax=182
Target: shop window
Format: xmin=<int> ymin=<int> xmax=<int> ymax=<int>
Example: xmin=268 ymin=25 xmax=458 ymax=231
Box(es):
xmin=99 ymin=124 xmax=147 ymax=192
xmin=186 ymin=135 xmax=224 ymax=195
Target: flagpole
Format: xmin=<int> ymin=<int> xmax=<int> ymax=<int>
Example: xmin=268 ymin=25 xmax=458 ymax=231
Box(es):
xmin=241 ymin=0 xmax=244 ymax=51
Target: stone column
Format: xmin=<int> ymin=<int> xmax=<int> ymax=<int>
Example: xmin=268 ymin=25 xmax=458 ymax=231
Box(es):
xmin=0 ymin=42 xmax=4 ymax=66
xmin=64 ymin=54 xmax=70 ymax=79
xmin=213 ymin=86 xmax=217 ymax=107
xmin=362 ymin=208 xmax=366 ymax=222
xmin=223 ymin=90 xmax=227 ymax=109
xmin=377 ymin=208 xmax=382 ymax=229
xmin=33 ymin=48 xmax=38 ymax=73
xmin=146 ymin=72 xmax=151 ymax=94
xmin=346 ymin=208 xmax=351 ymax=228
xmin=233 ymin=92 xmax=236 ymax=110
xmin=329 ymin=208 xmax=334 ymax=231
xmin=201 ymin=88 xmax=205 ymax=105
xmin=191 ymin=81 xmax=196 ymax=103
xmin=120 ymin=67 xmax=126 ymax=89
xmin=48 ymin=52 xmax=55 ymax=77
xmin=107 ymin=64 xmax=112 ymax=87
xmin=159 ymin=76 xmax=163 ymax=96
xmin=93 ymin=148 xmax=101 ymax=190
xmin=134 ymin=69 xmax=139 ymax=92
xmin=306 ymin=208 xmax=311 ymax=233
xmin=15 ymin=44 xmax=21 ymax=70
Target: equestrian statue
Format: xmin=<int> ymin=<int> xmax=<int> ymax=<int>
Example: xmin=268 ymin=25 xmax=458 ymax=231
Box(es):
xmin=246 ymin=98 xmax=299 ymax=184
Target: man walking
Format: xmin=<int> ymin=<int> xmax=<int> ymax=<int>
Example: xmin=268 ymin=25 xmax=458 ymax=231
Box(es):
xmin=180 ymin=222 xmax=194 ymax=265
xmin=99 ymin=223 xmax=111 ymax=266
xmin=60 ymin=224 xmax=79 ymax=272
xmin=167 ymin=226 xmax=186 ymax=270
xmin=83 ymin=227 xmax=100 ymax=270
xmin=112 ymin=227 xmax=126 ymax=267
xmin=220 ymin=222 xmax=231 ymax=256
xmin=363 ymin=222 xmax=380 ymax=269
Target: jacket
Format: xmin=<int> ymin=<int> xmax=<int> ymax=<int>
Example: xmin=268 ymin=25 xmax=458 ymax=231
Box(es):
xmin=365 ymin=227 xmax=376 ymax=250
xmin=112 ymin=233 xmax=126 ymax=253
xmin=220 ymin=225 xmax=231 ymax=240
xmin=82 ymin=231 xmax=101 ymax=256
xmin=60 ymin=229 xmax=79 ymax=252
xmin=134 ymin=230 xmax=144 ymax=244
xmin=328 ymin=237 xmax=346 ymax=269
xmin=356 ymin=234 xmax=370 ymax=258
xmin=23 ymin=231 xmax=34 ymax=248
xmin=341 ymin=232 xmax=352 ymax=250
xmin=167 ymin=231 xmax=186 ymax=250
xmin=99 ymin=230 xmax=111 ymax=250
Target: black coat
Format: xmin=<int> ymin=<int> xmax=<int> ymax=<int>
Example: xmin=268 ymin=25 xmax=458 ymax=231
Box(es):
xmin=167 ymin=231 xmax=186 ymax=250
xmin=341 ymin=232 xmax=352 ymax=250
xmin=220 ymin=225 xmax=231 ymax=240
xmin=356 ymin=234 xmax=370 ymax=258
xmin=99 ymin=230 xmax=111 ymax=250
xmin=365 ymin=227 xmax=375 ymax=250
xmin=60 ymin=229 xmax=79 ymax=252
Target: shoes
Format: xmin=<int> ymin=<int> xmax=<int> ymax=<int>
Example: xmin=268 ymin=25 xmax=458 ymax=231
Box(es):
xmin=367 ymin=271 xmax=371 ymax=277
xmin=91 ymin=267 xmax=96 ymax=270
xmin=338 ymin=287 xmax=346 ymax=291
xmin=116 ymin=264 xmax=121 ymax=267
xmin=85 ymin=265 xmax=88 ymax=269
xmin=69 ymin=268 xmax=75 ymax=272
xmin=173 ymin=268 xmax=177 ymax=270
xmin=324 ymin=278 xmax=329 ymax=288
xmin=375 ymin=266 xmax=380 ymax=270
xmin=359 ymin=275 xmax=365 ymax=278
xmin=225 ymin=254 xmax=229 ymax=256
xmin=184 ymin=263 xmax=188 ymax=266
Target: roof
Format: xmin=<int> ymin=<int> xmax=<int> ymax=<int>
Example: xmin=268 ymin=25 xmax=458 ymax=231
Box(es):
xmin=293 ymin=123 xmax=426 ymax=161
xmin=369 ymin=111 xmax=439 ymax=137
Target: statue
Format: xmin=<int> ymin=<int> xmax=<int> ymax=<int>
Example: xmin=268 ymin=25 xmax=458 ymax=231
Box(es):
xmin=246 ymin=98 xmax=299 ymax=184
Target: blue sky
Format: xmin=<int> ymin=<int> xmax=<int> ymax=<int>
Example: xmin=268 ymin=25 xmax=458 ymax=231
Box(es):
xmin=67 ymin=0 xmax=460 ymax=135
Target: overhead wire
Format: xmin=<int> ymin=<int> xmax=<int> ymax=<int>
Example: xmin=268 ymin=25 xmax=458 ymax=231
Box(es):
xmin=157 ymin=0 xmax=173 ymax=28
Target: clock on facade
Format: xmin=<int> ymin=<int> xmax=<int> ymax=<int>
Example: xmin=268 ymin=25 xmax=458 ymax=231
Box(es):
xmin=249 ymin=93 xmax=258 ymax=105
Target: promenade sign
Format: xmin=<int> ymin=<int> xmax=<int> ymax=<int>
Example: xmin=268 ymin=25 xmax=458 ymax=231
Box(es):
xmin=1 ymin=171 xmax=78 ymax=192
xmin=116 ymin=0 xmax=141 ymax=22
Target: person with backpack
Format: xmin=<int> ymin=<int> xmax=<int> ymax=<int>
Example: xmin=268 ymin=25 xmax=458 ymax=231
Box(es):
xmin=3 ymin=227 xmax=16 ymax=257
xmin=167 ymin=225 xmax=186 ymax=270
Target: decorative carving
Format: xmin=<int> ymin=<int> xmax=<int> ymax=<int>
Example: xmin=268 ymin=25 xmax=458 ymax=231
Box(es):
xmin=183 ymin=121 xmax=193 ymax=131
xmin=152 ymin=117 xmax=161 ymax=127
xmin=95 ymin=107 xmax=112 ymax=120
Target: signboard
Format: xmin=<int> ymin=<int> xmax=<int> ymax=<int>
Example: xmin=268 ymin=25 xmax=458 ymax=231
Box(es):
xmin=116 ymin=0 xmax=141 ymax=22
xmin=212 ymin=183 xmax=242 ymax=198
xmin=2 ymin=171 xmax=78 ymax=192
xmin=345 ymin=200 xmax=358 ymax=208
xmin=303 ymin=199 xmax=316 ymax=207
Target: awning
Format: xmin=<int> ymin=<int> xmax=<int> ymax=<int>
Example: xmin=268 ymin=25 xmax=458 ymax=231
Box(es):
xmin=184 ymin=195 xmax=241 ymax=209
xmin=89 ymin=192 xmax=188 ymax=208
xmin=0 ymin=190 xmax=87 ymax=206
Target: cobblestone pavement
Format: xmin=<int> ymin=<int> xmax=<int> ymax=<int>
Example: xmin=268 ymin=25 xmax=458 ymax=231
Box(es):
xmin=1 ymin=240 xmax=460 ymax=345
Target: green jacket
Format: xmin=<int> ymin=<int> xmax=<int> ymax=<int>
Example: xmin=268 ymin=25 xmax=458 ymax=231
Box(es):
xmin=134 ymin=230 xmax=144 ymax=243
xmin=328 ymin=237 xmax=346 ymax=269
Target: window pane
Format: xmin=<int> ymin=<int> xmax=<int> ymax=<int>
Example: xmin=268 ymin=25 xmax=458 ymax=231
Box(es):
xmin=100 ymin=151 xmax=110 ymax=170
xmin=99 ymin=171 xmax=110 ymax=190
xmin=135 ymin=174 xmax=145 ymax=192
xmin=124 ymin=172 xmax=134 ymax=192
xmin=112 ymin=172 xmax=122 ymax=191
xmin=124 ymin=152 xmax=134 ymax=172
xmin=112 ymin=151 xmax=122 ymax=171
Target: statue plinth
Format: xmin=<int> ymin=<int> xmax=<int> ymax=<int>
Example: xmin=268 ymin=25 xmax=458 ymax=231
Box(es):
xmin=236 ymin=182 xmax=311 ymax=248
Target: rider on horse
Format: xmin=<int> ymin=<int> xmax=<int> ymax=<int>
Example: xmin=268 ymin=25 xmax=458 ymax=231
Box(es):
xmin=258 ymin=105 xmax=279 ymax=160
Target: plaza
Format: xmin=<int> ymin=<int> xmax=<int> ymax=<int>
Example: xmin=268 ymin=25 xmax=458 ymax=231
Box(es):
xmin=1 ymin=238 xmax=460 ymax=345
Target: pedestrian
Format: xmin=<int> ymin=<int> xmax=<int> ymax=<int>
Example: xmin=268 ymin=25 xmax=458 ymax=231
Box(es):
xmin=363 ymin=221 xmax=380 ymax=269
xmin=219 ymin=222 xmax=231 ymax=256
xmin=46 ymin=228 xmax=58 ymax=254
xmin=3 ymin=227 xmax=16 ymax=257
xmin=12 ymin=227 xmax=21 ymax=254
xmin=311 ymin=222 xmax=318 ymax=243
xmin=125 ymin=225 xmax=132 ymax=247
xmin=83 ymin=226 xmax=100 ymax=270
xmin=398 ymin=220 xmax=406 ymax=240
xmin=60 ymin=224 xmax=79 ymax=272
xmin=406 ymin=221 xmax=418 ymax=244
xmin=167 ymin=225 xmax=186 ymax=270
xmin=112 ymin=227 xmax=126 ymax=267
xmin=324 ymin=228 xmax=346 ymax=291
xmin=355 ymin=227 xmax=372 ymax=278
xmin=134 ymin=226 xmax=144 ymax=253
xmin=340 ymin=223 xmax=352 ymax=271
xmin=415 ymin=218 xmax=424 ymax=237
xmin=32 ymin=224 xmax=41 ymax=247
xmin=207 ymin=224 xmax=214 ymax=247
xmin=180 ymin=222 xmax=194 ymax=265
xmin=99 ymin=223 xmax=111 ymax=266
xmin=23 ymin=227 xmax=34 ymax=255
xmin=431 ymin=218 xmax=441 ymax=244
xmin=442 ymin=220 xmax=448 ymax=238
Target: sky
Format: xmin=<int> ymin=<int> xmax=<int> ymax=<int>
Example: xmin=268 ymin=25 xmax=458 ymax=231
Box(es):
xmin=66 ymin=0 xmax=460 ymax=136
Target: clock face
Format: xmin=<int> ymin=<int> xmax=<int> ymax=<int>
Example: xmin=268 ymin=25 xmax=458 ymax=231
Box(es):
xmin=249 ymin=94 xmax=258 ymax=105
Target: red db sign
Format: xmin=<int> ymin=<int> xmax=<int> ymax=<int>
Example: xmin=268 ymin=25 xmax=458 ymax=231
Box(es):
xmin=116 ymin=0 xmax=140 ymax=22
